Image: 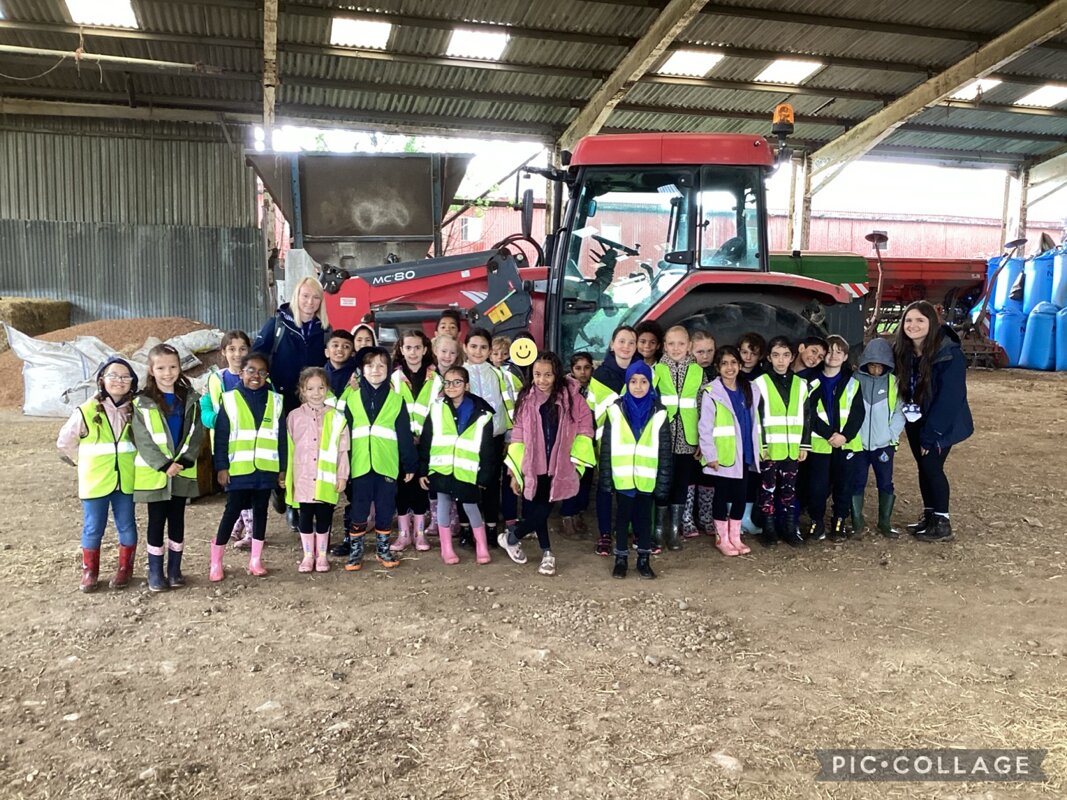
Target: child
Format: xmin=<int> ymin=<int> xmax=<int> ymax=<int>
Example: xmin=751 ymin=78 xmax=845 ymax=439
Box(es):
xmin=738 ymin=332 xmax=767 ymax=380
xmin=57 ymin=357 xmax=139 ymax=592
xmin=751 ymin=337 xmax=810 ymax=547
xmin=491 ymin=335 xmax=511 ymax=369
xmin=652 ymin=325 xmax=704 ymax=551
xmin=500 ymin=352 xmax=595 ymax=575
xmin=352 ymin=324 xmax=376 ymax=352
xmin=390 ymin=329 xmax=440 ymax=553
xmin=806 ymin=335 xmax=865 ymax=542
xmin=418 ymin=367 xmax=496 ymax=564
xmin=324 ymin=329 xmax=357 ymax=400
xmin=425 ymin=333 xmax=462 ymax=536
xmin=699 ymin=346 xmax=762 ymax=558
xmin=131 ymin=344 xmax=204 ymax=591
xmin=211 ymin=352 xmax=286 ymax=580
xmin=587 ymin=325 xmax=638 ymax=555
xmin=559 ymin=352 xmax=594 ymax=534
xmin=436 ymin=309 xmax=462 ymax=339
xmin=852 ymin=337 xmax=905 ymax=537
xmin=598 ymin=361 xmax=672 ymax=580
xmin=342 ymin=348 xmax=417 ymax=571
xmin=635 ymin=320 xmax=664 ymax=367
xmin=793 ymin=336 xmax=827 ymax=376
xmin=285 ymin=367 xmax=351 ymax=573
xmin=200 ymin=330 xmax=255 ymax=549
xmin=691 ymin=330 xmax=716 ymax=378
xmin=690 ymin=330 xmax=717 ymax=535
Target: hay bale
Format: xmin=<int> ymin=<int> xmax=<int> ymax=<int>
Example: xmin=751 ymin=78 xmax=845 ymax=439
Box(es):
xmin=0 ymin=298 xmax=71 ymax=353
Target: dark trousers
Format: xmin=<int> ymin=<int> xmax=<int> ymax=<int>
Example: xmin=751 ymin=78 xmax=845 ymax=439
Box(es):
xmin=806 ymin=449 xmax=856 ymax=522
xmin=501 ymin=465 xmax=520 ymax=522
xmin=514 ymin=475 xmax=553 ymax=551
xmin=298 ymin=502 xmax=334 ymax=534
xmin=351 ymin=472 xmax=398 ymax=532
xmin=596 ymin=487 xmax=613 ymax=535
xmin=712 ymin=473 xmax=748 ymax=521
xmin=905 ymin=423 xmax=952 ymax=514
xmin=560 ymin=468 xmax=593 ymax=517
xmin=665 ymin=453 xmax=696 ymax=506
xmin=396 ymin=474 xmax=429 ymax=515
xmin=615 ymin=491 xmax=653 ymax=555
xmin=851 ymin=447 xmax=896 ymax=495
xmin=146 ymin=496 xmax=186 ymax=548
xmin=759 ymin=458 xmax=799 ymax=517
xmin=216 ymin=488 xmax=271 ymax=545
xmin=482 ymin=435 xmax=504 ymax=527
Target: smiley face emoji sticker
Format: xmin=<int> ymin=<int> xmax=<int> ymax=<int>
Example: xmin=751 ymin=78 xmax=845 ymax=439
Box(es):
xmin=509 ymin=337 xmax=538 ymax=367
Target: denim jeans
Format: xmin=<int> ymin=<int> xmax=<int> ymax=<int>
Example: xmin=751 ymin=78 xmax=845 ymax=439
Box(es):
xmin=81 ymin=490 xmax=137 ymax=549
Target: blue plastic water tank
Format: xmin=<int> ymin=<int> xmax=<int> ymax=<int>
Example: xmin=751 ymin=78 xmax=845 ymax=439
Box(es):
xmin=1019 ymin=302 xmax=1057 ymax=370
xmin=994 ymin=307 xmax=1026 ymax=367
xmin=1057 ymin=307 xmax=1067 ymax=371
xmin=992 ymin=257 xmax=1025 ymax=313
xmin=1023 ymin=252 xmax=1055 ymax=315
xmin=1052 ymin=248 xmax=1067 ymax=309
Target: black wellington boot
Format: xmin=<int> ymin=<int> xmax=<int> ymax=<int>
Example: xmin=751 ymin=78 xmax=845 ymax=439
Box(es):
xmin=636 ymin=553 xmax=656 ymax=580
xmin=779 ymin=513 xmax=805 ymax=547
xmin=612 ymin=554 xmax=628 ymax=579
xmin=759 ymin=518 xmax=778 ymax=548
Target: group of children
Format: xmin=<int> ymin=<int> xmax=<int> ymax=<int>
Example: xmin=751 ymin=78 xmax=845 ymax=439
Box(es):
xmin=61 ymin=306 xmax=907 ymax=593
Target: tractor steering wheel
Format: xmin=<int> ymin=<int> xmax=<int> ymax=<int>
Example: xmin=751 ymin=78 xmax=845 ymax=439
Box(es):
xmin=592 ymin=234 xmax=640 ymax=257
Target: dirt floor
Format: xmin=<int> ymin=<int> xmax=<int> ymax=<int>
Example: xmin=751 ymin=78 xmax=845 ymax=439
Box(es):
xmin=0 ymin=369 xmax=1064 ymax=799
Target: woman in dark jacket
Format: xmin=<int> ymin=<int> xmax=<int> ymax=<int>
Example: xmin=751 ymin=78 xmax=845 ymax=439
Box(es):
xmin=597 ymin=361 xmax=673 ymax=580
xmin=893 ymin=301 xmax=973 ymax=543
xmin=418 ymin=367 xmax=497 ymax=565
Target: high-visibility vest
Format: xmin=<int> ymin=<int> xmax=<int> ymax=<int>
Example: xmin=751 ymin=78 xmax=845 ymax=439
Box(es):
xmin=504 ymin=432 xmax=598 ymax=493
xmin=494 ymin=365 xmax=516 ymax=430
xmin=606 ymin=403 xmax=667 ymax=494
xmin=707 ymin=398 xmax=739 ymax=468
xmin=76 ymin=399 xmax=136 ymax=499
xmin=391 ymin=369 xmax=442 ymax=437
xmin=501 ymin=367 xmax=523 ymax=421
xmin=653 ymin=361 xmax=704 ymax=446
xmin=752 ymin=373 xmax=808 ymax=461
xmin=345 ymin=387 xmax=404 ymax=479
xmin=132 ymin=398 xmax=198 ymax=491
xmin=206 ymin=371 xmax=225 ymax=415
xmin=428 ymin=399 xmax=492 ymax=485
xmin=284 ymin=406 xmax=347 ymax=506
xmin=587 ymin=377 xmax=624 ymax=442
xmin=809 ymin=375 xmax=863 ymax=454
xmin=221 ymin=390 xmax=283 ymax=475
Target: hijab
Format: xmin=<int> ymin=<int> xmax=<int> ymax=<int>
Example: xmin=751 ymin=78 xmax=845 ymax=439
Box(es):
xmin=621 ymin=361 xmax=655 ymax=436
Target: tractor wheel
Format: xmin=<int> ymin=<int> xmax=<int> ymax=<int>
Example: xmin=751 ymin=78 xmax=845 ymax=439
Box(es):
xmin=678 ymin=300 xmax=828 ymax=347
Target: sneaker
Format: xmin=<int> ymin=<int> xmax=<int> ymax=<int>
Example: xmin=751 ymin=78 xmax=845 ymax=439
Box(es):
xmin=498 ymin=531 xmax=527 ymax=565
xmin=538 ymin=550 xmax=556 ymax=576
xmin=595 ymin=533 xmax=612 ymax=557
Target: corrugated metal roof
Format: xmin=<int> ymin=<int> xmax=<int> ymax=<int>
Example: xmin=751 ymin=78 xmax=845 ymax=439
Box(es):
xmin=0 ymin=0 xmax=1064 ymax=164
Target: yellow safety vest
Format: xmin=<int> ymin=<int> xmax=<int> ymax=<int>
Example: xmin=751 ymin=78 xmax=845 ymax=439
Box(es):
xmin=809 ymin=375 xmax=863 ymax=454
xmin=587 ymin=377 xmax=625 ymax=442
xmin=428 ymin=399 xmax=492 ymax=485
xmin=653 ymin=361 xmax=704 ymax=446
xmin=132 ymin=397 xmax=198 ymax=491
xmin=504 ymin=433 xmax=598 ymax=493
xmin=284 ymin=406 xmax=347 ymax=506
xmin=345 ymin=387 xmax=404 ymax=479
xmin=221 ymin=390 xmax=283 ymax=475
xmin=752 ymin=373 xmax=808 ymax=461
xmin=708 ymin=398 xmax=739 ymax=468
xmin=76 ymin=399 xmax=136 ymax=499
xmin=391 ymin=369 xmax=442 ymax=437
xmin=606 ymin=403 xmax=667 ymax=493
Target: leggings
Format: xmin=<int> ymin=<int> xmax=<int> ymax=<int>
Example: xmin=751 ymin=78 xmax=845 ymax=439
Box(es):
xmin=146 ymin=496 xmax=186 ymax=548
xmin=298 ymin=502 xmax=334 ymax=534
xmin=513 ymin=475 xmax=553 ymax=551
xmin=667 ymin=453 xmax=696 ymax=506
xmin=596 ymin=487 xmax=614 ymax=535
xmin=216 ymin=488 xmax=271 ymax=545
xmin=480 ymin=435 xmax=504 ymax=528
xmin=437 ymin=494 xmax=484 ymax=528
xmin=905 ymin=423 xmax=952 ymax=514
xmin=614 ymin=491 xmax=653 ymax=556
xmin=396 ymin=474 xmax=429 ymax=515
xmin=759 ymin=458 xmax=799 ymax=517
xmin=712 ymin=473 xmax=748 ymax=521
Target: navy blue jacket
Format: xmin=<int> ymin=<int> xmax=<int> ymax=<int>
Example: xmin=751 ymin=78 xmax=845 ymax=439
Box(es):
xmin=213 ymin=384 xmax=288 ymax=490
xmin=905 ymin=325 xmax=974 ymax=450
xmin=252 ymin=303 xmax=327 ymax=402
xmin=326 ymin=359 xmax=358 ymax=398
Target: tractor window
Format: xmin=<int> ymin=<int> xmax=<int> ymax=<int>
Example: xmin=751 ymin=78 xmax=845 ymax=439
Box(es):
xmin=698 ymin=166 xmax=763 ymax=270
xmin=557 ymin=168 xmax=693 ymax=357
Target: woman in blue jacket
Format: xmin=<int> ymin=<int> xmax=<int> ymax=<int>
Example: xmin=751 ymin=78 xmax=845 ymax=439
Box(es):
xmin=893 ymin=301 xmax=973 ymax=542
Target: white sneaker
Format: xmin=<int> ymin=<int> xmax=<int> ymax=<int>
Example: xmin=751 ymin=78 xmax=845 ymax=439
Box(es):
xmin=538 ymin=550 xmax=556 ymax=576
xmin=498 ymin=532 xmax=527 ymax=565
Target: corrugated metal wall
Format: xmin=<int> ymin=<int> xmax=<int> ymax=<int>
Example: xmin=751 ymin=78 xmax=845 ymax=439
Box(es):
xmin=0 ymin=117 xmax=265 ymax=328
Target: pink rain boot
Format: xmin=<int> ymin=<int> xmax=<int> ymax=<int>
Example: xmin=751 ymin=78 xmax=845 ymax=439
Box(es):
xmin=414 ymin=513 xmax=431 ymax=551
xmin=314 ymin=533 xmax=330 ymax=572
xmin=728 ymin=519 xmax=751 ymax=555
xmin=438 ymin=525 xmax=460 ymax=565
xmin=473 ymin=525 xmax=491 ymax=565
xmin=714 ymin=520 xmax=739 ymax=557
xmin=247 ymin=538 xmax=268 ymax=577
xmin=209 ymin=543 xmax=226 ymax=582
xmin=298 ymin=533 xmax=315 ymax=573
xmin=391 ymin=513 xmax=412 ymax=552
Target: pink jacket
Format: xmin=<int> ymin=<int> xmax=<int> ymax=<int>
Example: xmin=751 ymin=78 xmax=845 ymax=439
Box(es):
xmin=699 ymin=378 xmax=763 ymax=480
xmin=510 ymin=377 xmax=594 ymax=503
xmin=286 ymin=403 xmax=350 ymax=504
xmin=57 ymin=395 xmax=132 ymax=463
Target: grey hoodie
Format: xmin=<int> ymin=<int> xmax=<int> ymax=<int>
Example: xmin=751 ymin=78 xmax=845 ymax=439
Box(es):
xmin=856 ymin=338 xmax=905 ymax=450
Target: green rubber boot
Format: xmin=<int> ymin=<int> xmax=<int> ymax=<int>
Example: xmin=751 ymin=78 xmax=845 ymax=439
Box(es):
xmin=851 ymin=494 xmax=865 ymax=538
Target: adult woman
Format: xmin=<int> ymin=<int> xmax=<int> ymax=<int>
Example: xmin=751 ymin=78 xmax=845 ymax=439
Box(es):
xmin=253 ymin=276 xmax=330 ymax=415
xmin=893 ymin=301 xmax=973 ymax=542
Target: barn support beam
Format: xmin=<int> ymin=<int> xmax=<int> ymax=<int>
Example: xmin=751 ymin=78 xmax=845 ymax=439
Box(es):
xmin=808 ymin=0 xmax=1067 ymax=188
xmin=558 ymin=0 xmax=706 ymax=150
xmin=1001 ymin=167 xmax=1031 ymax=246
xmin=787 ymin=154 xmax=812 ymax=252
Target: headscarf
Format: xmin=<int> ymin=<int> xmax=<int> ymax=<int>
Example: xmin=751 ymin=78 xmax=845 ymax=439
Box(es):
xmin=621 ymin=361 xmax=655 ymax=436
